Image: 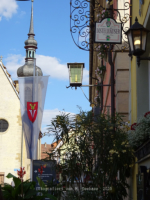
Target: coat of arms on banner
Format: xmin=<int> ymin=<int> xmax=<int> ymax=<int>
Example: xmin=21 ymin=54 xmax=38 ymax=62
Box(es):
xmin=27 ymin=102 xmax=38 ymax=123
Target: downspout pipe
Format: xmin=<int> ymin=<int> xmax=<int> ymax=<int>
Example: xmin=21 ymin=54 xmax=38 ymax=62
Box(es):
xmin=130 ymin=0 xmax=132 ymax=27
xmin=100 ymin=60 xmax=103 ymax=112
xmin=108 ymin=46 xmax=115 ymax=118
xmin=21 ymin=126 xmax=23 ymax=168
xmin=89 ymin=0 xmax=95 ymax=104
xmin=108 ymin=1 xmax=115 ymax=119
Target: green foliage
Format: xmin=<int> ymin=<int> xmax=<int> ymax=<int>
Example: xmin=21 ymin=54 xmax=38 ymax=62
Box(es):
xmin=47 ymin=110 xmax=135 ymax=200
xmin=128 ymin=113 xmax=150 ymax=149
xmin=0 ymin=173 xmax=57 ymax=200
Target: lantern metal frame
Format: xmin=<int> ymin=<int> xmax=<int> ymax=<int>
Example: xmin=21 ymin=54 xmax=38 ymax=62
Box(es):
xmin=66 ymin=62 xmax=111 ymax=112
xmin=125 ymin=17 xmax=150 ymax=66
xmin=67 ymin=63 xmax=85 ymax=88
xmin=67 ymin=63 xmax=111 ymax=89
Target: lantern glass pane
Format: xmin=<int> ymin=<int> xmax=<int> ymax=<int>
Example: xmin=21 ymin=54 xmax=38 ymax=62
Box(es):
xmin=128 ymin=31 xmax=134 ymax=51
xmin=70 ymin=65 xmax=82 ymax=84
xmin=133 ymin=30 xmax=141 ymax=50
xmin=142 ymin=30 xmax=147 ymax=51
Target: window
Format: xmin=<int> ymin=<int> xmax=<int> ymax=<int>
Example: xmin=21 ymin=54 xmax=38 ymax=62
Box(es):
xmin=29 ymin=51 xmax=32 ymax=58
xmin=0 ymin=173 xmax=4 ymax=184
xmin=0 ymin=119 xmax=8 ymax=132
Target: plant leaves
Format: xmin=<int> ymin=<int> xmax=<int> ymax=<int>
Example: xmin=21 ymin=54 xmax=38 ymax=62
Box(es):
xmin=36 ymin=177 xmax=46 ymax=188
xmin=23 ymin=189 xmax=37 ymax=199
xmin=6 ymin=173 xmax=17 ymax=179
xmin=13 ymin=177 xmax=21 ymax=188
xmin=23 ymin=181 xmax=35 ymax=194
xmin=44 ymin=193 xmax=57 ymax=200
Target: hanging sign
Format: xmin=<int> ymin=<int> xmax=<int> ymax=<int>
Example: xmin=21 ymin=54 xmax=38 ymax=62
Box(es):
xmin=95 ymin=18 xmax=122 ymax=44
xmin=33 ymin=160 xmax=56 ymax=200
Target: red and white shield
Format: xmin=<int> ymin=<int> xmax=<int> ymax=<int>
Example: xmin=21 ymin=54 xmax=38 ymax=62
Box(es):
xmin=27 ymin=102 xmax=38 ymax=123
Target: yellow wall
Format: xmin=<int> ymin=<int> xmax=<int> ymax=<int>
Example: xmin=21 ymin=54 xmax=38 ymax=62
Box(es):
xmin=132 ymin=0 xmax=150 ymax=25
xmin=131 ymin=1 xmax=150 ymax=200
xmin=131 ymin=0 xmax=150 ymax=124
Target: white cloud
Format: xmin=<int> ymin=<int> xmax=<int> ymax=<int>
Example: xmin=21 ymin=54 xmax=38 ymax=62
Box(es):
xmin=36 ymin=55 xmax=89 ymax=84
xmin=83 ymin=68 xmax=89 ymax=84
xmin=0 ymin=0 xmax=18 ymax=20
xmin=42 ymin=109 xmax=62 ymax=128
xmin=4 ymin=54 xmax=89 ymax=83
xmin=19 ymin=10 xmax=26 ymax=18
xmin=4 ymin=54 xmax=24 ymax=80
xmin=36 ymin=55 xmax=68 ymax=80
xmin=41 ymin=108 xmax=75 ymax=133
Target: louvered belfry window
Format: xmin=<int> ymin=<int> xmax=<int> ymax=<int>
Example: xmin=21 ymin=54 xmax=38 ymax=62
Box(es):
xmin=0 ymin=119 xmax=8 ymax=132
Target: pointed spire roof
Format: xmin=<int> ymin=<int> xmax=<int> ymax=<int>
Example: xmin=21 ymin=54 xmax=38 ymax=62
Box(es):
xmin=29 ymin=0 xmax=34 ymax=35
xmin=17 ymin=0 xmax=43 ymax=77
xmin=24 ymin=0 xmax=37 ymax=49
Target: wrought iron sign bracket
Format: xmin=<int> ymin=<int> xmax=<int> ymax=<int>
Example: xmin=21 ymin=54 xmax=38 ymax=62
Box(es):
xmin=137 ymin=56 xmax=150 ymax=67
xmin=66 ymin=83 xmax=111 ymax=90
xmin=70 ymin=0 xmax=131 ymax=52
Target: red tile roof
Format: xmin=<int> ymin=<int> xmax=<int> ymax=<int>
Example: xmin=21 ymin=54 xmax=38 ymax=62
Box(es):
xmin=41 ymin=140 xmax=61 ymax=160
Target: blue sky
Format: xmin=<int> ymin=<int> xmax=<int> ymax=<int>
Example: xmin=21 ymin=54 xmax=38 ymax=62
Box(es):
xmin=0 ymin=0 xmax=91 ymax=144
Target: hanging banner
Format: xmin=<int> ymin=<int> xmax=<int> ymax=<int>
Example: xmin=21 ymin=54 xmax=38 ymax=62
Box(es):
xmin=18 ymin=76 xmax=49 ymax=160
xmin=95 ymin=18 xmax=122 ymax=44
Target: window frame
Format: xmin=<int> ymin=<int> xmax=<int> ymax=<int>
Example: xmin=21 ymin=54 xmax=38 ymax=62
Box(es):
xmin=0 ymin=119 xmax=9 ymax=133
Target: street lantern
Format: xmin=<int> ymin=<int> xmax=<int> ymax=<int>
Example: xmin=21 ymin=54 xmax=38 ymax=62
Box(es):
xmin=125 ymin=17 xmax=150 ymax=56
xmin=67 ymin=63 xmax=84 ymax=88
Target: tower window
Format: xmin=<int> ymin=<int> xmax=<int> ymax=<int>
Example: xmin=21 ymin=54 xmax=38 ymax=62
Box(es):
xmin=29 ymin=51 xmax=32 ymax=58
xmin=0 ymin=119 xmax=9 ymax=132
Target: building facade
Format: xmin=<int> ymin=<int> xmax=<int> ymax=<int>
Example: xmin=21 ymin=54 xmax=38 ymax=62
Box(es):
xmin=0 ymin=60 xmax=31 ymax=184
xmin=89 ymin=0 xmax=132 ymax=199
xmin=129 ymin=1 xmax=150 ymax=200
xmin=0 ymin=1 xmax=42 ymax=185
xmin=90 ymin=0 xmax=131 ymax=121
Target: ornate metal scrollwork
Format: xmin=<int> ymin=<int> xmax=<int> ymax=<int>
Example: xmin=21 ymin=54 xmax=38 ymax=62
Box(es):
xmin=70 ymin=0 xmax=131 ymax=52
xmin=70 ymin=0 xmax=92 ymax=51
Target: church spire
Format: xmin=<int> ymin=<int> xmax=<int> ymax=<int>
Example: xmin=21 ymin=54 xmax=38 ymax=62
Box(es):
xmin=29 ymin=0 xmax=34 ymax=35
xmin=17 ymin=0 xmax=43 ymax=77
xmin=23 ymin=0 xmax=37 ymax=65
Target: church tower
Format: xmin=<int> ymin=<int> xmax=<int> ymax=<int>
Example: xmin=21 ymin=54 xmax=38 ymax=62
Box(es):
xmin=17 ymin=0 xmax=43 ymax=77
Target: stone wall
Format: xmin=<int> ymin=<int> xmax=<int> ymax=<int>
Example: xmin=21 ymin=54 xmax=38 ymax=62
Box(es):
xmin=115 ymin=52 xmax=130 ymax=121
